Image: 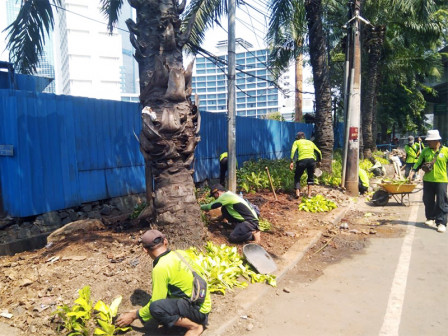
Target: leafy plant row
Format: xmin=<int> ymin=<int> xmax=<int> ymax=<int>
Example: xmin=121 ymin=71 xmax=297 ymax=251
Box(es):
xmin=186 ymin=241 xmax=276 ymax=295
xmin=298 ymin=195 xmax=337 ymax=213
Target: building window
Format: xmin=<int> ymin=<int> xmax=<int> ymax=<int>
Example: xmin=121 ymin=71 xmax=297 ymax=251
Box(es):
xmin=247 ymin=110 xmax=256 ymax=116
xmin=197 ymin=63 xmax=205 ymax=69
xmin=237 ymin=103 xmax=246 ymax=109
xmin=197 ymin=70 xmax=206 ymax=74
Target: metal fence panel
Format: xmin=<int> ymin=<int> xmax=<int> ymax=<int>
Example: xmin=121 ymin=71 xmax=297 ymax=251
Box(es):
xmin=1 ymin=89 xmax=340 ymax=217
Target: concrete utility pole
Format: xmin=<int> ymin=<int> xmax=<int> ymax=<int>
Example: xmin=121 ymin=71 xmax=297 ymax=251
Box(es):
xmin=227 ymin=0 xmax=237 ymax=192
xmin=341 ymin=5 xmax=352 ymax=187
xmin=344 ymin=0 xmax=367 ymax=196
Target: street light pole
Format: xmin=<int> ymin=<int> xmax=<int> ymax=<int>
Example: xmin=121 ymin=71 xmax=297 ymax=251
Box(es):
xmin=227 ymin=0 xmax=237 ymax=192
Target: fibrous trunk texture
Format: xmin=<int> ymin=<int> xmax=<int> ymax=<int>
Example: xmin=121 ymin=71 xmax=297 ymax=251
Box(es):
xmin=305 ymin=0 xmax=334 ymax=172
xmin=128 ymin=0 xmax=204 ymax=248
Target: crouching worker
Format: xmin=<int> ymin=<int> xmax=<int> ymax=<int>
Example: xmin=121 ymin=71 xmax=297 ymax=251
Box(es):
xmin=201 ymin=184 xmax=261 ymax=244
xmin=116 ymin=230 xmax=211 ymax=336
xmin=359 ymin=168 xmax=370 ymax=195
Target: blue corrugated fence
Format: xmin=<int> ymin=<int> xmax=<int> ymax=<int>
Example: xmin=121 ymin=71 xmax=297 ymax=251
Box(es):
xmin=1 ymin=89 xmax=342 ymax=217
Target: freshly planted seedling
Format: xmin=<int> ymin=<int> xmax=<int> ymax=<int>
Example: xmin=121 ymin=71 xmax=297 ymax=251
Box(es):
xmin=258 ymin=217 xmax=272 ymax=232
xmin=94 ymin=296 xmax=131 ymax=335
xmin=53 ymin=286 xmax=93 ymax=335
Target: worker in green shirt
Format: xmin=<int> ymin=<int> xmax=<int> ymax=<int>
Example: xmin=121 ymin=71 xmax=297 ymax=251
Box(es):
xmin=404 ymin=136 xmax=419 ymax=179
xmin=116 ymin=230 xmax=211 ymax=335
xmin=219 ymin=152 xmax=228 ymax=186
xmin=289 ymin=132 xmax=322 ymax=199
xmin=409 ymin=130 xmax=448 ymax=233
xmin=200 ymin=184 xmax=260 ymax=244
xmin=358 ymin=168 xmax=370 ymax=195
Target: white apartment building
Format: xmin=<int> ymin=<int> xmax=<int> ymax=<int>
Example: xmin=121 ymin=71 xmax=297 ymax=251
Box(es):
xmin=53 ymin=0 xmax=123 ymax=100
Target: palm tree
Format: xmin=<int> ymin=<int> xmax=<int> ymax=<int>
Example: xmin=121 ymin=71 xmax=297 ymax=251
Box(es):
xmin=186 ymin=0 xmax=334 ymax=172
xmin=266 ymin=0 xmax=307 ymax=123
xmin=360 ymin=0 xmax=445 ymax=157
xmin=303 ymin=0 xmax=334 ymax=172
xmin=5 ymin=0 xmax=205 ymax=248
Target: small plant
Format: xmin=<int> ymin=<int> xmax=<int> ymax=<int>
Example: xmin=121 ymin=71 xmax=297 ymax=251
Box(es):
xmin=53 ymin=286 xmax=93 ymax=335
xmin=130 ymin=202 xmax=146 ymax=219
xmin=298 ymin=195 xmax=337 ymax=213
xmin=53 ymin=286 xmax=131 ymax=335
xmin=94 ymin=296 xmax=131 ymax=335
xmin=258 ymin=217 xmax=272 ymax=232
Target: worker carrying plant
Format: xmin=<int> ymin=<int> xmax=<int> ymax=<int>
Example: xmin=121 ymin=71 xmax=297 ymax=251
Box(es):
xmin=404 ymin=136 xmax=419 ymax=179
xmin=289 ymin=132 xmax=322 ymax=199
xmin=116 ymin=230 xmax=211 ymax=336
xmin=200 ymin=184 xmax=261 ymax=244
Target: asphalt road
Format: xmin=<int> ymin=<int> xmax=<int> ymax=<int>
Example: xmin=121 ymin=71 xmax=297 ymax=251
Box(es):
xmin=227 ymin=191 xmax=448 ymax=336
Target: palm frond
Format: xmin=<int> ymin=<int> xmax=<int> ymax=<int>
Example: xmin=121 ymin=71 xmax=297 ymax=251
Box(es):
xmin=5 ymin=0 xmax=60 ymax=74
xmin=100 ymin=0 xmax=124 ymax=33
xmin=183 ymin=0 xmax=244 ymax=54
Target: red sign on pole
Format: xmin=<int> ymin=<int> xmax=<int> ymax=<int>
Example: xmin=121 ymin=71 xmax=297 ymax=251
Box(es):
xmin=349 ymin=127 xmax=358 ymax=140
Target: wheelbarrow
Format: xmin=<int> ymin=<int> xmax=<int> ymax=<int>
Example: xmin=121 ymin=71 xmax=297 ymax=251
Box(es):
xmin=372 ymin=183 xmax=420 ymax=206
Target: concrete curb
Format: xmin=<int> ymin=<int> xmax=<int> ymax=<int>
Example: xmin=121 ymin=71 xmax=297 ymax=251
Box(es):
xmin=206 ymin=205 xmax=351 ymax=336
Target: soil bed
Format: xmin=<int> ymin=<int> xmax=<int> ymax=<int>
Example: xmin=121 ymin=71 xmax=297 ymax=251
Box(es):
xmin=0 ymin=186 xmax=389 ymax=336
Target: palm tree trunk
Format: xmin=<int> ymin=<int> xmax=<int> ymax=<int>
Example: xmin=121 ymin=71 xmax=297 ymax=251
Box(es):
xmin=128 ymin=0 xmax=204 ymax=248
xmin=304 ymin=0 xmax=334 ymax=172
xmin=362 ymin=25 xmax=386 ymax=158
xmin=295 ymin=52 xmax=303 ymax=122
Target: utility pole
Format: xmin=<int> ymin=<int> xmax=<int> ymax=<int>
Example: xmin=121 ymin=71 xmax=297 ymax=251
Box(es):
xmin=344 ymin=0 xmax=371 ymax=196
xmin=227 ymin=0 xmax=237 ymax=192
xmin=341 ymin=4 xmax=352 ymax=187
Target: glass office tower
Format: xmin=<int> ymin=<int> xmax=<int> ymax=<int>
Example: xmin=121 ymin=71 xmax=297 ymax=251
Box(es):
xmin=192 ymin=40 xmax=280 ymax=118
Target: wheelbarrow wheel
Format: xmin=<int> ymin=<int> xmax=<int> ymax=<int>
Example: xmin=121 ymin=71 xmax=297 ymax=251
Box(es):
xmin=372 ymin=190 xmax=389 ymax=206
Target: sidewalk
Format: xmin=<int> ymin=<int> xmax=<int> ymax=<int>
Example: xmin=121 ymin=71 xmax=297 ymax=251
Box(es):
xmin=205 ymin=205 xmax=350 ymax=336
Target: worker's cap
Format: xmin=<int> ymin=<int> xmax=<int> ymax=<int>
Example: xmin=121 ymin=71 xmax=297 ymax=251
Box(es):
xmin=408 ymin=136 xmax=414 ymax=143
xmin=209 ymin=184 xmax=225 ymax=197
xmin=295 ymin=132 xmax=305 ymax=140
xmin=140 ymin=230 xmax=166 ymax=249
xmin=425 ymin=129 xmax=441 ymax=141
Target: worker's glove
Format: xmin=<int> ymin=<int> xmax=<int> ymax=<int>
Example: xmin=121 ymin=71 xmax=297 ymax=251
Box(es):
xmin=289 ymin=162 xmax=294 ymax=171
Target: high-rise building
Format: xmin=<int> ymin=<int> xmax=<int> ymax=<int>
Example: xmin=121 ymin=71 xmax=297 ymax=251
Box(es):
xmin=192 ymin=39 xmax=286 ymax=118
xmin=117 ymin=3 xmax=140 ymax=103
xmin=1 ymin=0 xmax=56 ymax=93
xmin=53 ymin=0 xmax=122 ymax=100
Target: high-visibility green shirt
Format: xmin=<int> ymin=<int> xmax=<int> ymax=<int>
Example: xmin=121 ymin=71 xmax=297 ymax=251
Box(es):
xmin=359 ymin=168 xmax=369 ymax=188
xmin=200 ymin=191 xmax=258 ymax=222
xmin=412 ymin=146 xmax=448 ymax=183
xmin=138 ymin=250 xmax=212 ymax=322
xmin=290 ymin=139 xmax=322 ymax=162
xmin=404 ymin=143 xmax=419 ymax=163
xmin=219 ymin=152 xmax=228 ymax=161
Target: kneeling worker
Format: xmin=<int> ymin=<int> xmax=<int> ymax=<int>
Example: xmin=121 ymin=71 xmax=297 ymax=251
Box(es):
xmin=116 ymin=230 xmax=211 ymax=336
xmin=200 ymin=185 xmax=261 ymax=244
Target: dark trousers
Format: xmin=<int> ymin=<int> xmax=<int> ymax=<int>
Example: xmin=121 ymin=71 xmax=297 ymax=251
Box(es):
xmin=149 ymin=298 xmax=208 ymax=328
xmin=219 ymin=157 xmax=228 ymax=186
xmin=359 ymin=178 xmax=368 ymax=195
xmin=423 ymin=181 xmax=448 ymax=226
xmin=294 ymin=158 xmax=316 ymax=190
xmin=404 ymin=163 xmax=414 ymax=179
xmin=221 ymin=207 xmax=258 ymax=243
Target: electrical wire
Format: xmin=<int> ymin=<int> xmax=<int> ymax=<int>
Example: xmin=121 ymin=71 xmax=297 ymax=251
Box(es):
xmin=50 ymin=4 xmax=129 ymax=33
